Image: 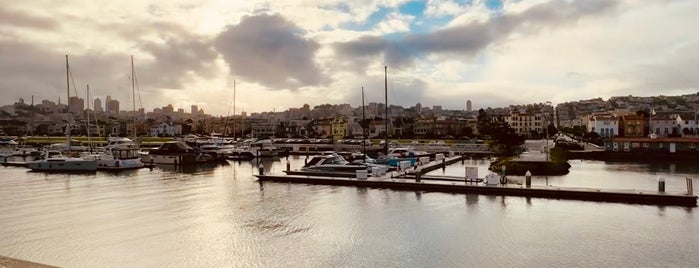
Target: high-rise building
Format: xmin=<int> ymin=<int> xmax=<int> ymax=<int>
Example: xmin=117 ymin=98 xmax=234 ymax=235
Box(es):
xmin=467 ymin=100 xmax=472 ymax=112
xmin=191 ymin=105 xmax=198 ymax=114
xmin=415 ymin=103 xmax=422 ymax=114
xmin=105 ymin=96 xmax=112 ymax=113
xmin=107 ymin=98 xmax=120 ymax=114
xmin=163 ymin=104 xmax=174 ymax=113
xmin=94 ymin=98 xmax=103 ymax=112
xmin=68 ymin=96 xmax=84 ymax=115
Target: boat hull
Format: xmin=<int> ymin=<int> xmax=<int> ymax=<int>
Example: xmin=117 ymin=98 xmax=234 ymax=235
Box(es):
xmin=143 ymin=154 xmax=197 ymax=165
xmin=27 ymin=159 xmax=97 ymax=172
xmin=96 ymin=158 xmax=144 ymax=171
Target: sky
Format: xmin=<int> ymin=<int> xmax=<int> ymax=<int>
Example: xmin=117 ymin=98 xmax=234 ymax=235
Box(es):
xmin=1 ymin=0 xmax=698 ymax=116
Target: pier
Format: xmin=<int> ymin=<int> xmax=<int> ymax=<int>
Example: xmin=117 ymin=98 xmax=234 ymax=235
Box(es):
xmin=256 ymin=156 xmax=698 ymax=207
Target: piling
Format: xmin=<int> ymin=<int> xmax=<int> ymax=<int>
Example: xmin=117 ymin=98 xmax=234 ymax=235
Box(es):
xmin=525 ymin=170 xmax=532 ymax=188
xmin=442 ymin=158 xmax=446 ymax=171
xmin=658 ymin=177 xmax=665 ymax=192
xmin=416 ymin=167 xmax=422 ymax=182
xmin=286 ymin=161 xmax=291 ymax=172
xmin=688 ymin=178 xmax=694 ymax=195
xmin=258 ymin=163 xmax=264 ymax=175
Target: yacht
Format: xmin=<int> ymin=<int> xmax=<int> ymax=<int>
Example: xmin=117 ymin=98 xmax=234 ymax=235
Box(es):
xmin=82 ymin=147 xmax=144 ymax=171
xmin=105 ymin=137 xmax=138 ymax=149
xmin=140 ymin=141 xmax=198 ymax=165
xmin=26 ymin=150 xmax=97 ymax=172
xmin=283 ymin=154 xmax=373 ymax=177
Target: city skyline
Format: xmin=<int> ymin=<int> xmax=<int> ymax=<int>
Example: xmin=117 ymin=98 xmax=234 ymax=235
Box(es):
xmin=1 ymin=1 xmax=698 ymax=116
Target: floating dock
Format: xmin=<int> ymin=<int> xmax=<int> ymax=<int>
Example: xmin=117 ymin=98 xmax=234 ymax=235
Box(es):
xmin=257 ymin=156 xmax=697 ymax=207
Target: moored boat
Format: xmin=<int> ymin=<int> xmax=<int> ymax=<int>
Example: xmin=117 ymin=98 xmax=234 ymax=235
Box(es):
xmin=140 ymin=141 xmax=198 ymax=165
xmin=26 ymin=150 xmax=97 ymax=172
xmin=284 ymin=154 xmax=374 ymax=177
xmin=83 ymin=147 xmax=144 ymax=171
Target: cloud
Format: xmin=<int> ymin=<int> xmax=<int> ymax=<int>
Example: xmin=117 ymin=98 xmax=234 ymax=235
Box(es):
xmin=0 ymin=6 xmax=58 ymax=31
xmin=334 ymin=0 xmax=619 ymax=71
xmin=214 ymin=14 xmax=325 ymax=90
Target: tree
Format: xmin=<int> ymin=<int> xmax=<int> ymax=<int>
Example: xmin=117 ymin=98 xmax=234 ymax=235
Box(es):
xmin=547 ymin=123 xmax=559 ymax=137
xmin=476 ymin=108 xmax=525 ymax=156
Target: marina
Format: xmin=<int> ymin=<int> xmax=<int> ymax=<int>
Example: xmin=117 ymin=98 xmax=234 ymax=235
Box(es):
xmin=259 ymin=156 xmax=697 ymax=207
xmin=1 ymin=156 xmax=699 ymax=267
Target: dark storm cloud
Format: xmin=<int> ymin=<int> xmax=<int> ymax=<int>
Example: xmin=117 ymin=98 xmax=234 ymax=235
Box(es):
xmin=0 ymin=19 xmax=219 ymax=106
xmin=137 ymin=36 xmax=219 ymax=89
xmin=214 ymin=14 xmax=325 ymax=90
xmin=0 ymin=6 xmax=58 ymax=30
xmin=334 ymin=0 xmax=619 ymax=70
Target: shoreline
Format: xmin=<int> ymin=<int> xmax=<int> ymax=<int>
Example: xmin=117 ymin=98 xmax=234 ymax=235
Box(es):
xmin=0 ymin=255 xmax=57 ymax=268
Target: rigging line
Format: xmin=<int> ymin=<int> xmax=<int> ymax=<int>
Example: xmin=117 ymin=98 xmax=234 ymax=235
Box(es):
xmin=68 ymin=67 xmax=79 ymax=101
xmin=133 ymin=68 xmax=144 ymax=111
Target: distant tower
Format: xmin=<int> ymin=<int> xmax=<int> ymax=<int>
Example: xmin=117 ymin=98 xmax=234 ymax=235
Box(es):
xmin=467 ymin=100 xmax=472 ymax=112
xmin=105 ymin=96 xmax=112 ymax=113
xmin=191 ymin=105 xmax=198 ymax=114
xmin=415 ymin=103 xmax=422 ymax=114
xmin=94 ymin=98 xmax=103 ymax=112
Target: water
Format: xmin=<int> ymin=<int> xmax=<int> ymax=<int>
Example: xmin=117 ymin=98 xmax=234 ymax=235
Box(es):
xmin=1 ymin=157 xmax=697 ymax=267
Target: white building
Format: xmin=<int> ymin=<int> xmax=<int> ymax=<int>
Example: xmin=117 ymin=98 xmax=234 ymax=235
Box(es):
xmin=150 ymin=123 xmax=182 ymax=137
xmin=585 ymin=113 xmax=618 ymax=138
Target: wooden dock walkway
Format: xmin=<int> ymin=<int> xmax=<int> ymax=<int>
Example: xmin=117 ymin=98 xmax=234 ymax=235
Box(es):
xmin=256 ymin=163 xmax=697 ymax=207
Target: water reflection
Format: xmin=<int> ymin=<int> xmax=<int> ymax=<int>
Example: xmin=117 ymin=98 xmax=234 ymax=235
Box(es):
xmin=0 ymin=158 xmax=698 ymax=267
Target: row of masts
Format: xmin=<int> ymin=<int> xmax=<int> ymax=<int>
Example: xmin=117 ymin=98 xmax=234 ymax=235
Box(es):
xmin=64 ymin=54 xmax=139 ymax=150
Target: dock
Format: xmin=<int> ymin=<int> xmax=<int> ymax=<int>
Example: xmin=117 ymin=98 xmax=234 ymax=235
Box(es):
xmin=256 ymin=156 xmax=698 ymax=207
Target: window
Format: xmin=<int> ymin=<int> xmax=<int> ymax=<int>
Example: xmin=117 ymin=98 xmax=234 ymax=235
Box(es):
xmin=658 ymin=143 xmax=664 ymax=148
xmin=643 ymin=142 xmax=649 ymax=148
xmin=690 ymin=143 xmax=696 ymax=149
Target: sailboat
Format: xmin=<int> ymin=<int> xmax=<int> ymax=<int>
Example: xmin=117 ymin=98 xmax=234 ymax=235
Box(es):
xmin=27 ymin=55 xmax=98 ymax=172
xmin=85 ymin=55 xmax=145 ymax=171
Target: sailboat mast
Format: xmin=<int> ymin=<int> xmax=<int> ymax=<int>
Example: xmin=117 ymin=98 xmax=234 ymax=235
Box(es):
xmin=233 ymin=80 xmax=236 ymax=140
xmin=131 ymin=55 xmax=137 ymax=142
xmin=384 ymin=66 xmax=388 ymax=155
xmin=86 ymin=84 xmax=91 ymax=150
xmin=362 ymin=86 xmax=366 ymax=162
xmin=66 ymin=54 xmax=71 ymax=152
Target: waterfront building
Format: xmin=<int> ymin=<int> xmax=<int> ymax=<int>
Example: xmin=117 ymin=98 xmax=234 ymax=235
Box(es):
xmin=466 ymin=100 xmax=472 ymax=112
xmin=605 ymin=137 xmax=699 ymax=153
xmin=619 ymin=113 xmax=645 ymax=137
xmin=650 ymin=113 xmax=678 ymax=137
xmin=191 ymin=105 xmax=198 ymax=115
xmin=584 ymin=113 xmax=618 ymax=138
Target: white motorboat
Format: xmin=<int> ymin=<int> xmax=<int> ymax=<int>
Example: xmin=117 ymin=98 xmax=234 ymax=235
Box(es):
xmin=26 ymin=150 xmax=97 ymax=172
xmin=283 ymin=154 xmax=374 ymax=177
xmin=82 ymin=147 xmax=144 ymax=171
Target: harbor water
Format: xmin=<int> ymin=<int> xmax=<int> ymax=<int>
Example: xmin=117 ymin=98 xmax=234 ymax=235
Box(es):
xmin=1 ymin=157 xmax=697 ymax=267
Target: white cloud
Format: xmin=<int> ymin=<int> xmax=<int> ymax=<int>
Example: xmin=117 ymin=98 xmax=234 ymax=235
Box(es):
xmin=0 ymin=0 xmax=697 ymax=115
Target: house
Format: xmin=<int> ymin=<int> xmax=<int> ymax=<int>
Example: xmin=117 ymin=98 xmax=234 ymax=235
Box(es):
xmin=585 ymin=113 xmax=618 ymax=138
xmin=618 ymin=113 xmax=645 ymax=137
xmin=650 ymin=113 xmax=678 ymax=137
xmin=150 ymin=123 xmax=182 ymax=137
xmin=331 ymin=116 xmax=349 ymax=140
